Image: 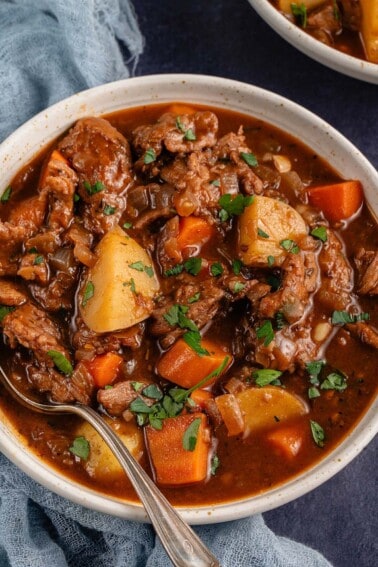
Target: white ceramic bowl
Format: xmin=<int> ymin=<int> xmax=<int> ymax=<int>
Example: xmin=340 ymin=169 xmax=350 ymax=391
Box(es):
xmin=247 ymin=0 xmax=378 ymax=84
xmin=0 ymin=74 xmax=377 ymax=524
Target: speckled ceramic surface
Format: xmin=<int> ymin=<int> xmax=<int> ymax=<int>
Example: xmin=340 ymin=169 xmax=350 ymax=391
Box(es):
xmin=247 ymin=0 xmax=378 ymax=84
xmin=0 ymin=74 xmax=377 ymax=524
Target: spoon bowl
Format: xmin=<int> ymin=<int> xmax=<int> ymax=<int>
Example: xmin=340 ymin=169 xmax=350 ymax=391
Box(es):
xmin=0 ymin=365 xmax=219 ymax=567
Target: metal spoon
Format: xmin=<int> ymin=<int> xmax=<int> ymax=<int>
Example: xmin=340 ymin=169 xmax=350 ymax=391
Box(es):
xmin=0 ymin=365 xmax=219 ymax=567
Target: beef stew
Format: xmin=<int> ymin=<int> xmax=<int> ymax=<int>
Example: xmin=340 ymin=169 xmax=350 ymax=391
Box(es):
xmin=0 ymin=103 xmax=377 ymax=506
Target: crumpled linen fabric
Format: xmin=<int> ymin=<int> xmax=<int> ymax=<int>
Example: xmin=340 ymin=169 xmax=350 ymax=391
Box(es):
xmin=0 ymin=1 xmax=333 ymax=565
xmin=0 ymin=454 xmax=332 ymax=567
xmin=0 ymin=0 xmax=144 ymax=142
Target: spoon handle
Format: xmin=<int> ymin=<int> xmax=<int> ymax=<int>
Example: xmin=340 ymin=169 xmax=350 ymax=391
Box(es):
xmin=72 ymin=404 xmax=220 ymax=567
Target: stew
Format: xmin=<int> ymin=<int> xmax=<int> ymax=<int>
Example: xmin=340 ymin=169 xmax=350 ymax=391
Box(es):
xmin=270 ymin=0 xmax=378 ymax=63
xmin=0 ymin=103 xmax=377 ymax=506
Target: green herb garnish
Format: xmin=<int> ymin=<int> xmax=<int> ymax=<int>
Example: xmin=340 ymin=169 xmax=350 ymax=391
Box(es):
xmin=210 ymin=262 xmax=223 ymax=277
xmin=331 ymin=310 xmax=370 ymax=325
xmin=164 ymin=264 xmax=184 ymax=277
xmin=103 ymin=204 xmax=116 ymax=215
xmin=129 ymin=261 xmax=154 ymax=277
xmin=0 ymin=186 xmax=12 ymax=203
xmin=233 ymin=282 xmax=246 ymax=293
xmin=69 ymin=436 xmax=90 ymax=460
xmin=184 ymin=257 xmax=202 ymax=276
xmin=256 ymin=320 xmax=275 ymax=346
xmin=33 ymin=255 xmax=44 ymax=265
xmin=310 ymin=226 xmax=327 ymax=242
xmin=232 ymin=259 xmax=243 ymax=275
xmin=82 ymin=281 xmax=95 ymax=307
xmin=218 ymin=193 xmax=254 ymax=220
xmin=253 ymin=368 xmax=283 ymax=387
xmin=188 ymin=292 xmax=201 ymax=304
xmin=257 ymin=228 xmax=269 ymax=239
xmin=47 ymin=350 xmax=73 ymax=376
xmin=144 ymin=148 xmax=156 ymax=164
xmin=291 ymin=3 xmax=308 ymax=27
xmin=240 ymin=152 xmax=258 ymax=167
xmin=182 ymin=418 xmax=202 ymax=451
xmin=308 ymin=387 xmax=320 ymax=399
xmin=84 ymin=180 xmax=105 ymax=196
xmin=280 ymin=239 xmax=300 ymax=254
xmin=183 ymin=330 xmax=210 ymax=356
xmin=0 ymin=306 xmax=15 ymax=322
xmin=123 ymin=221 xmax=133 ymax=229
xmin=321 ymin=371 xmax=347 ymax=392
xmin=310 ymin=420 xmax=325 ymax=447
xmin=267 ymin=255 xmax=275 ymax=267
xmin=211 ymin=454 xmax=220 ymax=475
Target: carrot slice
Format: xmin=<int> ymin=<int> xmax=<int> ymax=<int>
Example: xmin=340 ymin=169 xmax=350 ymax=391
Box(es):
xmin=87 ymin=352 xmax=123 ymax=388
xmin=190 ymin=389 xmax=212 ymax=408
xmin=265 ymin=424 xmax=304 ymax=459
xmin=145 ymin=413 xmax=210 ymax=485
xmin=307 ymin=180 xmax=363 ymax=222
xmin=176 ymin=216 xmax=214 ymax=252
xmin=156 ymin=338 xmax=231 ymax=389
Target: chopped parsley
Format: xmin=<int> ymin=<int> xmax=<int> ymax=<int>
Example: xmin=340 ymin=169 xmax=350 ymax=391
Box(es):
xmin=210 ymin=179 xmax=220 ymax=187
xmin=233 ymin=282 xmax=246 ymax=293
xmin=256 ymin=320 xmax=274 ymax=346
xmin=232 ymin=259 xmax=243 ymax=275
xmin=33 ymin=255 xmax=44 ymax=265
xmin=143 ymin=148 xmax=156 ymax=164
xmin=308 ymin=387 xmax=321 ymax=399
xmin=218 ymin=193 xmax=254 ymax=221
xmin=331 ymin=310 xmax=370 ymax=325
xmin=267 ymin=255 xmax=275 ymax=267
xmin=129 ymin=261 xmax=154 ymax=278
xmin=280 ymin=239 xmax=300 ymax=254
xmin=82 ymin=281 xmax=95 ymax=307
xmin=123 ymin=221 xmax=133 ymax=229
xmin=211 ymin=454 xmax=220 ymax=475
xmin=310 ymin=420 xmax=325 ymax=447
xmin=103 ymin=204 xmax=116 ymax=215
xmin=253 ymin=368 xmax=283 ymax=387
xmin=142 ymin=383 xmax=164 ymax=400
xmin=310 ymin=226 xmax=327 ymax=242
xmin=320 ymin=371 xmax=347 ymax=392
xmin=275 ymin=311 xmax=287 ymax=330
xmin=188 ymin=292 xmax=201 ymax=304
xmin=83 ymin=180 xmax=105 ymax=196
xmin=164 ymin=264 xmax=184 ymax=277
xmin=182 ymin=417 xmax=202 ymax=451
xmin=210 ymin=262 xmax=223 ymax=277
xmin=0 ymin=186 xmax=12 ymax=203
xmin=0 ymin=305 xmax=15 ymax=322
xmin=182 ymin=330 xmax=210 ymax=356
xmin=257 ymin=228 xmax=269 ymax=239
xmin=123 ymin=278 xmax=137 ymax=293
xmin=184 ymin=257 xmax=202 ymax=276
xmin=69 ymin=436 xmax=90 ymax=460
xmin=176 ymin=116 xmax=197 ymax=141
xmin=305 ymin=360 xmax=325 ymax=385
xmin=240 ymin=151 xmax=258 ymax=167
xmin=291 ymin=3 xmax=308 ymax=27
xmin=47 ymin=350 xmax=73 ymax=376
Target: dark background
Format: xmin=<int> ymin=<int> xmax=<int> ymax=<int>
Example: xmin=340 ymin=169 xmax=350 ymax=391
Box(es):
xmin=134 ymin=1 xmax=378 ymax=566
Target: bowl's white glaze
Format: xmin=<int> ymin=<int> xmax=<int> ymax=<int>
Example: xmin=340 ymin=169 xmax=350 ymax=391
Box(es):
xmin=0 ymin=74 xmax=377 ymax=524
xmin=247 ymin=0 xmax=378 ymax=84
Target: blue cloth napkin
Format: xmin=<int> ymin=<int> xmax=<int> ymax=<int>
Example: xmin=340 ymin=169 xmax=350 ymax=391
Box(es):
xmin=0 ymin=1 xmax=332 ymax=565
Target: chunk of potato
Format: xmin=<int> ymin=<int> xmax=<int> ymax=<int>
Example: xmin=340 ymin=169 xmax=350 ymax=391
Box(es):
xmin=238 ymin=195 xmax=307 ymax=266
xmin=236 ymin=386 xmax=308 ymax=437
xmin=75 ymin=417 xmax=144 ymax=481
xmin=361 ymin=0 xmax=378 ymax=63
xmin=80 ymin=226 xmax=160 ymax=333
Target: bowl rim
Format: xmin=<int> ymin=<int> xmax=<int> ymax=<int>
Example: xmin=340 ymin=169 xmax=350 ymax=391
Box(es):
xmin=0 ymin=73 xmax=377 ymax=524
xmin=247 ymin=0 xmax=378 ymax=84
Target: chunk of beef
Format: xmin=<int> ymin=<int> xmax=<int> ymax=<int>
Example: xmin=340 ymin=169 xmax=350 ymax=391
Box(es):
xmin=0 ymin=279 xmax=28 ymax=306
xmin=30 ymin=271 xmax=77 ymax=312
xmin=39 ymin=153 xmax=78 ymax=230
xmin=25 ymin=229 xmax=61 ymax=256
xmin=64 ymin=223 xmax=95 ymax=267
xmin=132 ymin=111 xmax=218 ymax=158
xmin=307 ymin=2 xmax=342 ymax=45
xmin=8 ymin=193 xmax=48 ymax=235
xmin=17 ymin=253 xmax=49 ymax=285
xmin=354 ymin=248 xmax=378 ymax=295
xmin=28 ymin=361 xmax=94 ymax=405
xmin=72 ymin=319 xmax=144 ymax=359
xmin=317 ymin=229 xmax=354 ymax=312
xmin=339 ymin=0 xmax=361 ymax=31
xmin=156 ymin=216 xmax=181 ymax=271
xmin=126 ymin=183 xmax=175 ymax=231
xmin=59 ymin=117 xmax=132 ymax=235
xmin=97 ymin=380 xmax=150 ymax=416
xmin=258 ymin=243 xmax=319 ymax=324
xmin=2 ymin=303 xmax=70 ymax=366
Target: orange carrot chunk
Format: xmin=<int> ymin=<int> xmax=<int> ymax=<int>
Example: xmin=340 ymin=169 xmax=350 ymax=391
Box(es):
xmin=156 ymin=338 xmax=231 ymax=389
xmin=176 ymin=216 xmax=214 ymax=253
xmin=190 ymin=389 xmax=212 ymax=409
xmin=265 ymin=424 xmax=304 ymax=459
xmin=145 ymin=413 xmax=210 ymax=485
xmin=166 ymin=103 xmax=196 ymax=115
xmin=307 ymin=180 xmax=363 ymax=223
xmin=87 ymin=352 xmax=123 ymax=388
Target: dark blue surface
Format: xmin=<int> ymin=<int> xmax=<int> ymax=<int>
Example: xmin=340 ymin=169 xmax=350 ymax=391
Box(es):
xmin=135 ymin=1 xmax=378 ymax=566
